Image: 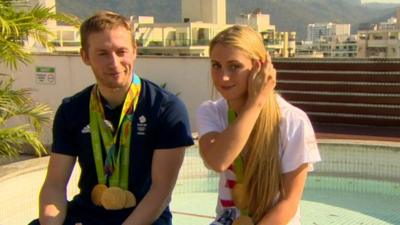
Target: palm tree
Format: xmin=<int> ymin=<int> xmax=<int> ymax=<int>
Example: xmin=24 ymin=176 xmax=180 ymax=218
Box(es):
xmin=0 ymin=0 xmax=80 ymax=69
xmin=0 ymin=0 xmax=80 ymax=156
xmin=0 ymin=76 xmax=52 ymax=156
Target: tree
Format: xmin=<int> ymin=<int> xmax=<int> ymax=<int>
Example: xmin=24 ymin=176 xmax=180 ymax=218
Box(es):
xmin=0 ymin=0 xmax=80 ymax=156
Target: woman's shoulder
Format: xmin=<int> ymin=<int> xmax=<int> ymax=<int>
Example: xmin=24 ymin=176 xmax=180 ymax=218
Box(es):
xmin=277 ymin=94 xmax=316 ymax=138
xmin=276 ymin=95 xmax=321 ymax=170
xmin=277 ymin=95 xmax=310 ymax=123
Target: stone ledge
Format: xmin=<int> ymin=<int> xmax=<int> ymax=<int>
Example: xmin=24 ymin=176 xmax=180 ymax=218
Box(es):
xmin=0 ymin=156 xmax=49 ymax=182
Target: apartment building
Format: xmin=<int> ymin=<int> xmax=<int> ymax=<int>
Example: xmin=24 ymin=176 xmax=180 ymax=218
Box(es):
xmin=234 ymin=11 xmax=296 ymax=57
xmin=136 ymin=21 xmax=228 ymax=57
xmin=134 ymin=0 xmax=228 ymax=56
xmin=137 ymin=0 xmax=295 ymax=57
xmin=19 ymin=0 xmax=294 ymax=57
xmin=12 ymin=0 xmax=81 ymax=53
xmin=357 ymin=30 xmax=400 ymax=58
xmin=306 ymin=23 xmax=350 ymax=42
xmin=181 ymin=0 xmax=226 ymax=24
xmin=357 ymin=9 xmax=400 ymax=58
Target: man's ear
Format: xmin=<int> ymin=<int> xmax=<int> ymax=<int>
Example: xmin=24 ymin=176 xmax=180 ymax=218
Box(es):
xmin=80 ymin=48 xmax=90 ymax=65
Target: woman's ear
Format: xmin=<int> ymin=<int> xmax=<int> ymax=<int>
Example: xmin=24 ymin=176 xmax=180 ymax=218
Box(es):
xmin=250 ymin=60 xmax=262 ymax=77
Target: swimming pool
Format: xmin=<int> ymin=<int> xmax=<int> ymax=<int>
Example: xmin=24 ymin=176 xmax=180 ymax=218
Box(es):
xmin=171 ymin=140 xmax=400 ymax=225
xmin=0 ymin=139 xmax=399 ymax=225
xmin=170 ymin=176 xmax=400 ymax=225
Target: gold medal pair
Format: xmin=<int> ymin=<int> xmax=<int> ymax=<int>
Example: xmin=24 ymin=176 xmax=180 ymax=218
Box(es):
xmin=91 ymin=184 xmax=136 ymax=210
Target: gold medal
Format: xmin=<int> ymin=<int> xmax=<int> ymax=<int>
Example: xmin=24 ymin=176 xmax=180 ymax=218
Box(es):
xmin=91 ymin=184 xmax=108 ymax=206
xmin=232 ymin=183 xmax=248 ymax=209
xmin=124 ymin=190 xmax=136 ymax=208
xmin=101 ymin=186 xmax=127 ymax=210
xmin=124 ymin=190 xmax=137 ymax=208
xmin=232 ymin=215 xmax=254 ymax=225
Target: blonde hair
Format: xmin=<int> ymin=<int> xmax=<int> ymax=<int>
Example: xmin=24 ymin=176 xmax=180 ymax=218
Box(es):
xmin=210 ymin=25 xmax=284 ymax=223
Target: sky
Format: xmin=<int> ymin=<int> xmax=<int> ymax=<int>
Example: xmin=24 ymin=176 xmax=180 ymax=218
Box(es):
xmin=362 ymin=0 xmax=400 ymax=3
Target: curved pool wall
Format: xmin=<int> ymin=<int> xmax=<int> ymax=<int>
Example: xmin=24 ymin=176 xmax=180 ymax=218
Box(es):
xmin=315 ymin=140 xmax=400 ymax=183
xmin=0 ymin=157 xmax=81 ymax=225
xmin=174 ymin=139 xmax=400 ymax=194
xmin=0 ymin=140 xmax=399 ymax=225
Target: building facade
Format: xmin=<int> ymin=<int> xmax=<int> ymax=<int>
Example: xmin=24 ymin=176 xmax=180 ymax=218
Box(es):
xmin=235 ymin=11 xmax=274 ymax=32
xmin=21 ymin=0 xmax=296 ymax=57
xmin=137 ymin=1 xmax=295 ymax=57
xmin=300 ymin=22 xmax=355 ymax=58
xmin=357 ymin=9 xmax=400 ymax=58
xmin=306 ymin=23 xmax=351 ymax=42
xmin=136 ymin=22 xmax=228 ymax=56
xmin=357 ymin=29 xmax=400 ymax=58
xmin=181 ymin=0 xmax=226 ymax=24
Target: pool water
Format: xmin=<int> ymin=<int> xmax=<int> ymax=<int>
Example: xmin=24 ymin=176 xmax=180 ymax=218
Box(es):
xmin=171 ymin=175 xmax=400 ymax=225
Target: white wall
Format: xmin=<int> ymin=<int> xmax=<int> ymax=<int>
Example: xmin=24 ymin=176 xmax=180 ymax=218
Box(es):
xmin=136 ymin=56 xmax=213 ymax=131
xmin=1 ymin=55 xmax=214 ymax=145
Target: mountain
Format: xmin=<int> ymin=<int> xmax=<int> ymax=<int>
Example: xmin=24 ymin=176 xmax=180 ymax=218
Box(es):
xmin=57 ymin=0 xmax=180 ymax=23
xmin=56 ymin=0 xmax=400 ymax=40
xmin=226 ymin=0 xmax=399 ymax=39
xmin=363 ymin=2 xmax=400 ymax=8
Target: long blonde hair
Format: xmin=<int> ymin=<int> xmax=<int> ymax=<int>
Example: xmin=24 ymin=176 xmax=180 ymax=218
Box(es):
xmin=210 ymin=25 xmax=284 ymax=223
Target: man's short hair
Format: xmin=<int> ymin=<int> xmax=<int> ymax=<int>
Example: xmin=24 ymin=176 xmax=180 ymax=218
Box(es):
xmin=80 ymin=11 xmax=135 ymax=51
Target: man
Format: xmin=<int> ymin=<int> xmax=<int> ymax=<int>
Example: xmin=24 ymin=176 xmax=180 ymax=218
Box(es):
xmin=30 ymin=11 xmax=194 ymax=225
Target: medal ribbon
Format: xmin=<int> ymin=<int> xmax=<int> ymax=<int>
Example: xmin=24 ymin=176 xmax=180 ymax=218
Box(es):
xmin=90 ymin=74 xmax=141 ymax=190
xmin=228 ymin=109 xmax=250 ymax=217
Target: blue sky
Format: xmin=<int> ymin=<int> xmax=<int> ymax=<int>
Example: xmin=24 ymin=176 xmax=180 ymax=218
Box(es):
xmin=362 ymin=0 xmax=400 ymax=3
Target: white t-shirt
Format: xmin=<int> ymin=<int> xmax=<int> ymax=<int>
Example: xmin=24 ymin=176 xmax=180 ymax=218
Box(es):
xmin=196 ymin=95 xmax=321 ymax=225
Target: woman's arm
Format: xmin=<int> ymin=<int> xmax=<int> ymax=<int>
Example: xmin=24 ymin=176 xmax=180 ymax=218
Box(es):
xmin=199 ymin=104 xmax=263 ymax=172
xmin=257 ymin=163 xmax=309 ymax=225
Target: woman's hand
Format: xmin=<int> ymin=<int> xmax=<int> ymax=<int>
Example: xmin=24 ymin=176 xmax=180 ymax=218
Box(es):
xmin=246 ymin=53 xmax=277 ymax=109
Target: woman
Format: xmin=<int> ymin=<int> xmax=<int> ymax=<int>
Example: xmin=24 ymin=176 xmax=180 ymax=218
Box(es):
xmin=196 ymin=25 xmax=321 ymax=225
